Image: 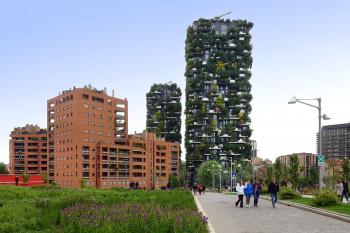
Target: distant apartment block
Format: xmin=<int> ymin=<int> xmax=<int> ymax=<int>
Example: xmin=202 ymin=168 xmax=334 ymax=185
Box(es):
xmin=321 ymin=123 xmax=350 ymax=159
xmin=9 ymin=124 xmax=47 ymax=175
xmin=277 ymin=152 xmax=316 ymax=177
xmin=47 ymin=86 xmax=179 ymax=189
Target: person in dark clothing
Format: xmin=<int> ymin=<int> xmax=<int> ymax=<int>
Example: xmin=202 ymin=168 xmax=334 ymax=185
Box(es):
xmin=342 ymin=180 xmax=349 ymax=202
xmin=253 ymin=181 xmax=262 ymax=207
xmin=202 ymin=185 xmax=206 ymax=195
xmin=193 ymin=183 xmax=197 ymax=195
xmin=15 ymin=176 xmax=19 ymax=186
xmin=268 ymin=179 xmax=279 ymax=208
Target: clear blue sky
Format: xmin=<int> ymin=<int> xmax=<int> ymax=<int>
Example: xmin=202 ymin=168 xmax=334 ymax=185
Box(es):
xmin=1 ymin=0 xmax=350 ymax=163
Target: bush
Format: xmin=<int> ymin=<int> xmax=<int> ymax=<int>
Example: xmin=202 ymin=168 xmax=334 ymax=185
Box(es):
xmin=279 ymin=187 xmax=300 ymax=200
xmin=260 ymin=186 xmax=268 ymax=195
xmin=312 ymin=189 xmax=339 ymax=206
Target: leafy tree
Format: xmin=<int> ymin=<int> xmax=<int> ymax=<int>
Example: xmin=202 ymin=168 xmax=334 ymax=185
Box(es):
xmin=274 ymin=159 xmax=283 ymax=182
xmin=168 ymin=174 xmax=180 ymax=188
xmin=265 ymin=164 xmax=274 ymax=185
xmin=0 ymin=162 xmax=9 ymax=174
xmin=342 ymin=159 xmax=350 ymax=181
xmin=22 ymin=174 xmax=30 ymax=184
xmin=281 ymin=163 xmax=289 ymax=183
xmin=196 ymin=160 xmax=220 ymax=188
xmin=309 ymin=165 xmax=318 ymax=188
xmin=289 ymin=154 xmax=300 ymax=188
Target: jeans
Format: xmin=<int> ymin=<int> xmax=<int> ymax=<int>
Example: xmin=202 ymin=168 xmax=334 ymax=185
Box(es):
xmin=342 ymin=192 xmax=349 ymax=202
xmin=270 ymin=193 xmax=277 ymax=207
xmin=254 ymin=192 xmax=260 ymax=206
xmin=235 ymin=194 xmax=244 ymax=208
xmin=246 ymin=195 xmax=251 ymax=206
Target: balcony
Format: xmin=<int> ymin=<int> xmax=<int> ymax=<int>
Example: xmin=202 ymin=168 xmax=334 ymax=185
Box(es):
xmin=82 ymin=151 xmax=90 ymax=155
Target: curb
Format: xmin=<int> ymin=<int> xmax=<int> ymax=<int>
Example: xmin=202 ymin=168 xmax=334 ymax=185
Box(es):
xmin=192 ymin=193 xmax=216 ymax=233
xmin=261 ymin=196 xmax=350 ymax=223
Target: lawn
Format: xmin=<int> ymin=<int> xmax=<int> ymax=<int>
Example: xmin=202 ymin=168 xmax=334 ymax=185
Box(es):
xmin=289 ymin=197 xmax=350 ymax=216
xmin=0 ymin=186 xmax=208 ymax=233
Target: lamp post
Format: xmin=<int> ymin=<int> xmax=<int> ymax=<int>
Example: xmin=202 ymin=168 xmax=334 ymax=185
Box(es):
xmin=211 ymin=164 xmax=215 ymax=191
xmin=288 ymin=96 xmax=330 ymax=190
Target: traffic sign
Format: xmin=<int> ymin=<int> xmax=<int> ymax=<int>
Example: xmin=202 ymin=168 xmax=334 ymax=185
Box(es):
xmin=317 ymin=155 xmax=325 ymax=166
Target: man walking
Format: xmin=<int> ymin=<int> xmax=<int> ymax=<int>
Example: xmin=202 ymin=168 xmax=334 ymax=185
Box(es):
xmin=268 ymin=178 xmax=279 ymax=208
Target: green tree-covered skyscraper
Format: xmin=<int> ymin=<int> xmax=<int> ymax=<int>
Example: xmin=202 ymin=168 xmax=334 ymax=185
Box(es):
xmin=146 ymin=83 xmax=182 ymax=143
xmin=185 ymin=17 xmax=253 ymax=184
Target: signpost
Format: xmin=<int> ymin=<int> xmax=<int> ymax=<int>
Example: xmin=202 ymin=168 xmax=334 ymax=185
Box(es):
xmin=317 ymin=155 xmax=325 ymax=166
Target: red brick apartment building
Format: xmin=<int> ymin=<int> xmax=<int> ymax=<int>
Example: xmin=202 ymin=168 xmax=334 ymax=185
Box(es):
xmin=277 ymin=152 xmax=317 ymax=177
xmin=47 ymin=86 xmax=180 ymax=189
xmin=9 ymin=125 xmax=48 ymax=175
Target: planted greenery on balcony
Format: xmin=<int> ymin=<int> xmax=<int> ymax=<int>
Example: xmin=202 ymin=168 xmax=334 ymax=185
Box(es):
xmin=146 ymin=83 xmax=182 ymax=144
xmin=185 ymin=18 xmax=253 ymax=171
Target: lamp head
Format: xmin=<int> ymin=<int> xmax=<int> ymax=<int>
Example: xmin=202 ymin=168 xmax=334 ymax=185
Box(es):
xmin=288 ymin=96 xmax=297 ymax=104
xmin=322 ymin=114 xmax=331 ymax=120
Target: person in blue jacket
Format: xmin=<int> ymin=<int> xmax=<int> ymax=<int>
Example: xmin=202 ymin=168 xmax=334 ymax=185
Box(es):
xmin=244 ymin=180 xmax=254 ymax=208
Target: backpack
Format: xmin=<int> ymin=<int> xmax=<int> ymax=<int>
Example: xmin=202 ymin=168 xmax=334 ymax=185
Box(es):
xmin=244 ymin=184 xmax=253 ymax=195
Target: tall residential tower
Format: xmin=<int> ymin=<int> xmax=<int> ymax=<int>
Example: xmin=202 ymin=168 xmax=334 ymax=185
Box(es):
xmin=185 ymin=18 xmax=253 ymax=182
xmin=146 ymin=83 xmax=182 ymax=143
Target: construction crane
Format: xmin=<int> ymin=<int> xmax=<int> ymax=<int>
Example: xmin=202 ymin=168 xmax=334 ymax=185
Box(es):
xmin=211 ymin=11 xmax=232 ymax=21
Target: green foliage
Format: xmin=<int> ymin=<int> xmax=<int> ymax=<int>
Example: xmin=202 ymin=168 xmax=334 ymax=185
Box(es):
xmin=0 ymin=162 xmax=9 ymax=174
xmin=79 ymin=179 xmax=87 ymax=188
xmin=279 ymin=187 xmax=300 ymax=200
xmin=168 ymin=174 xmax=180 ymax=188
xmin=22 ymin=174 xmax=30 ymax=184
xmin=196 ymin=160 xmax=220 ymax=188
xmin=289 ymin=154 xmax=300 ymax=188
xmin=342 ymin=159 xmax=350 ymax=181
xmin=260 ymin=186 xmax=269 ymax=195
xmin=274 ymin=159 xmax=282 ymax=182
xmin=312 ymin=189 xmax=340 ymax=206
xmin=0 ymin=187 xmax=207 ymax=233
xmin=265 ymin=164 xmax=274 ymax=186
xmin=41 ymin=173 xmax=48 ymax=184
xmin=309 ymin=165 xmax=318 ymax=187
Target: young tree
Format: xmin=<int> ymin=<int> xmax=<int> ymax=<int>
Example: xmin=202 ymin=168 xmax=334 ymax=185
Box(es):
xmin=281 ymin=163 xmax=289 ymax=183
xmin=274 ymin=159 xmax=283 ymax=182
xmin=289 ymin=154 xmax=300 ymax=188
xmin=309 ymin=165 xmax=318 ymax=188
xmin=265 ymin=164 xmax=274 ymax=186
xmin=342 ymin=159 xmax=350 ymax=181
xmin=0 ymin=163 xmax=9 ymax=174
xmin=196 ymin=160 xmax=220 ymax=188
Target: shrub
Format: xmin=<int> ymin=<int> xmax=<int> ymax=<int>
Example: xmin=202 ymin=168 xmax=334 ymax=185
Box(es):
xmin=312 ymin=189 xmax=339 ymax=206
xmin=260 ymin=186 xmax=268 ymax=195
xmin=279 ymin=187 xmax=300 ymax=200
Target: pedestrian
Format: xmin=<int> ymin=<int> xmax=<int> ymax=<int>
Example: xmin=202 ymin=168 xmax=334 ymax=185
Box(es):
xmin=15 ymin=176 xmax=19 ymax=186
xmin=253 ymin=180 xmax=262 ymax=207
xmin=198 ymin=184 xmax=203 ymax=195
xmin=193 ymin=183 xmax=197 ymax=195
xmin=235 ymin=180 xmax=245 ymax=208
xmin=244 ymin=180 xmax=253 ymax=208
xmin=268 ymin=178 xmax=279 ymax=208
xmin=202 ymin=185 xmax=206 ymax=195
xmin=336 ymin=180 xmax=343 ymax=200
xmin=342 ymin=180 xmax=349 ymax=203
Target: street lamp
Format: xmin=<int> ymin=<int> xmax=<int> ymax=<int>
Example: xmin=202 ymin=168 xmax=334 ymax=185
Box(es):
xmin=288 ymin=96 xmax=330 ymax=190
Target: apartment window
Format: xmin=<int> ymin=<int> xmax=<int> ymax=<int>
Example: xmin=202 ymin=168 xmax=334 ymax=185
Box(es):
xmin=98 ymin=131 xmax=102 ymax=135
xmin=82 ymin=94 xmax=89 ymax=99
xmin=91 ymin=130 xmax=95 ymax=134
xmin=84 ymin=130 xmax=89 ymax=134
xmin=84 ymin=104 xmax=89 ymax=108
xmin=84 ymin=138 xmax=89 ymax=142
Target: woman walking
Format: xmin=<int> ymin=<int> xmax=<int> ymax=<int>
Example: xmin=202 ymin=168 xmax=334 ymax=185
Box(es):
xmin=244 ymin=180 xmax=253 ymax=208
xmin=253 ymin=180 xmax=262 ymax=207
xmin=235 ymin=180 xmax=245 ymax=208
xmin=336 ymin=180 xmax=343 ymax=201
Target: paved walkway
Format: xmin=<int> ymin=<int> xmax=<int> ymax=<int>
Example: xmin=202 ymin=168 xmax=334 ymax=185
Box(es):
xmin=196 ymin=192 xmax=350 ymax=233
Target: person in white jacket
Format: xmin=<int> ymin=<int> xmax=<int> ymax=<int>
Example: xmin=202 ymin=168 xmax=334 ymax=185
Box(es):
xmin=235 ymin=180 xmax=245 ymax=208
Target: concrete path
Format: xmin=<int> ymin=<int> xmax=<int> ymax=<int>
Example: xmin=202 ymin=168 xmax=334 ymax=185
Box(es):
xmin=196 ymin=192 xmax=350 ymax=233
